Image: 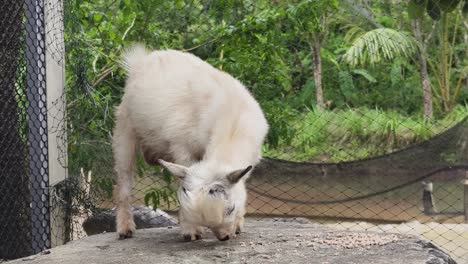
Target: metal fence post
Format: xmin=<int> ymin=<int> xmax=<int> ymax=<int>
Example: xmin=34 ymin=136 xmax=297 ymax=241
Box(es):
xmin=464 ymin=171 xmax=468 ymax=222
xmin=422 ymin=181 xmax=437 ymax=215
xmin=25 ymin=0 xmax=51 ymax=254
xmin=45 ymin=0 xmax=68 ymax=247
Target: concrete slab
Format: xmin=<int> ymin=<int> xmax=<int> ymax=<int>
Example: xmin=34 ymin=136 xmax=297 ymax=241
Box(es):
xmin=8 ymin=221 xmax=456 ymax=264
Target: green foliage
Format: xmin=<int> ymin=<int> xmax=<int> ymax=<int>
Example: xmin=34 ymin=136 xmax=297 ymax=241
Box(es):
xmin=409 ymin=0 xmax=464 ymax=20
xmin=350 ymin=69 xmax=377 ymax=83
xmin=262 ymin=100 xmax=299 ymax=148
xmin=422 ymin=1 xmax=467 ymax=112
xmin=408 ymin=0 xmax=427 ymax=20
xmin=144 ymin=168 xmax=178 ymax=210
xmin=63 ymin=0 xmax=468 ymax=197
xmin=264 ymin=105 xmax=468 ymax=162
xmin=286 ymin=0 xmax=339 ymax=33
xmin=342 ymin=28 xmax=417 ymax=67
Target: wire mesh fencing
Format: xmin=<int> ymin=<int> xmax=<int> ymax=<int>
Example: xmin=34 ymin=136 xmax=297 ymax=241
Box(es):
xmin=0 ymin=0 xmax=51 ymax=259
xmin=0 ymin=0 xmax=467 ymax=263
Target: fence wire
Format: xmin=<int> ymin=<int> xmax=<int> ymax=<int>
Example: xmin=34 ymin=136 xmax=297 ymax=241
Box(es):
xmin=0 ymin=0 xmax=51 ymax=259
xmin=0 ymin=0 xmax=467 ymax=263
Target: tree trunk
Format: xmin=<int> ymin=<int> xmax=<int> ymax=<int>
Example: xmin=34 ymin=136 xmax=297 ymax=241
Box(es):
xmin=464 ymin=21 xmax=468 ymax=90
xmin=312 ymin=32 xmax=324 ymax=110
xmin=440 ymin=12 xmax=450 ymax=112
xmin=0 ymin=0 xmax=33 ymax=259
xmin=412 ymin=18 xmax=433 ymax=119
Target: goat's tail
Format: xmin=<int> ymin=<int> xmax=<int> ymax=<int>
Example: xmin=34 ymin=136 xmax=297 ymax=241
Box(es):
xmin=120 ymin=43 xmax=149 ymax=76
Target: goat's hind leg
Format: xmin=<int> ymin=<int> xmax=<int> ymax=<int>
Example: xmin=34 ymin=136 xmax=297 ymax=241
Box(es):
xmin=113 ymin=106 xmax=137 ymax=239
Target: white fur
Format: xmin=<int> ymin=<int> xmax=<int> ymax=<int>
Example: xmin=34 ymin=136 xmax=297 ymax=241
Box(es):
xmin=114 ymin=44 xmax=269 ymax=241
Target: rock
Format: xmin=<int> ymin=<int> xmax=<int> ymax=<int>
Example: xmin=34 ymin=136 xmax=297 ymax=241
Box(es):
xmin=82 ymin=206 xmax=177 ymax=235
xmin=8 ymin=221 xmax=456 ymax=264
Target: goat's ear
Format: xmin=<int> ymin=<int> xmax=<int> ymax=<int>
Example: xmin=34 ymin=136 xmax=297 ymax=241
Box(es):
xmin=158 ymin=159 xmax=188 ymax=179
xmin=226 ymin=165 xmax=252 ymax=184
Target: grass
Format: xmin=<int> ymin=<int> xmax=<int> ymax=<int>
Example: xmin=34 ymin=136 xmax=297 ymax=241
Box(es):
xmin=264 ymin=105 xmax=468 ymax=162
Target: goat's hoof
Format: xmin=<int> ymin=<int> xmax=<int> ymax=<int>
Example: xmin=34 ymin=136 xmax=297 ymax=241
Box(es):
xmin=218 ymin=235 xmax=230 ymax=241
xmin=183 ymin=234 xmax=202 ymax=242
xmin=118 ymin=230 xmax=133 ymax=239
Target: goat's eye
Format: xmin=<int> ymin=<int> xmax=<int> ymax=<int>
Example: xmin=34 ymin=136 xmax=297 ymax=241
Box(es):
xmin=209 ymin=184 xmax=225 ymax=196
xmin=182 ymin=187 xmax=187 ymax=193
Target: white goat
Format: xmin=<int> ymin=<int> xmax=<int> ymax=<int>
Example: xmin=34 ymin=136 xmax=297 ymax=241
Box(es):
xmin=113 ymin=44 xmax=269 ymax=241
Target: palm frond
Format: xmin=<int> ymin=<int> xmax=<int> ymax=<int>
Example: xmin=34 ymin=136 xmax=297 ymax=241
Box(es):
xmin=342 ymin=28 xmax=418 ymax=67
xmin=343 ymin=24 xmax=366 ymax=43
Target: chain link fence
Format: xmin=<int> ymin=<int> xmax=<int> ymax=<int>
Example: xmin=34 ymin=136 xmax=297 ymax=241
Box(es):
xmin=1 ymin=0 xmax=467 ymax=262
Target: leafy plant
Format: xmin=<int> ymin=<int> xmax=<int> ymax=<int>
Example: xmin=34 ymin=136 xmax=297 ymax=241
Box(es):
xmin=408 ymin=0 xmax=467 ymax=113
xmin=144 ymin=168 xmax=179 ymax=210
xmin=264 ymin=106 xmax=468 ymax=162
xmin=342 ymin=28 xmax=417 ymax=67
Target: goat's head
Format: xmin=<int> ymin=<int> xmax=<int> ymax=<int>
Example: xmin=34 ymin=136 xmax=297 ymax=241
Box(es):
xmin=158 ymin=159 xmax=251 ymax=241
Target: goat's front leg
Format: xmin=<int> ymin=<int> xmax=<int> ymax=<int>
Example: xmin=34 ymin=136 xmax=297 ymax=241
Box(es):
xmin=235 ymin=216 xmax=244 ymax=235
xmin=180 ymin=223 xmax=204 ymax=242
xmin=113 ymin=107 xmax=137 ymax=239
xmin=178 ymin=212 xmax=204 ymax=241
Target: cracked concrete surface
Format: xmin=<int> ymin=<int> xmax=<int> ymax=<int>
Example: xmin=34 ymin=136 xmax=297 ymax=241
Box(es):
xmin=8 ymin=220 xmax=456 ymax=264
